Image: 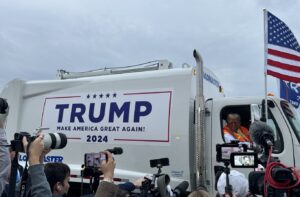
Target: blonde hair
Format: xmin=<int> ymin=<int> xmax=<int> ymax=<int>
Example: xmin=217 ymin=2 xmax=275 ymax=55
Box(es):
xmin=188 ymin=190 xmax=211 ymax=197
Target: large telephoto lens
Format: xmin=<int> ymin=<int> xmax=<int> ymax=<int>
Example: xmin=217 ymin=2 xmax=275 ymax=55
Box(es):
xmin=43 ymin=133 xmax=67 ymax=149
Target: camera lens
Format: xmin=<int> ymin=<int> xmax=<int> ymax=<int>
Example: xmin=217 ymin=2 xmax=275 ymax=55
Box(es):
xmin=43 ymin=133 xmax=67 ymax=149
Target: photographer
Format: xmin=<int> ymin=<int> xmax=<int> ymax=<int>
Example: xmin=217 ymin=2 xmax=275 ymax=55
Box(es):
xmin=217 ymin=170 xmax=248 ymax=197
xmin=0 ymin=98 xmax=10 ymax=196
xmin=20 ymin=134 xmax=52 ymax=197
xmin=44 ymin=163 xmax=70 ymax=196
xmin=95 ymin=151 xmax=128 ymax=197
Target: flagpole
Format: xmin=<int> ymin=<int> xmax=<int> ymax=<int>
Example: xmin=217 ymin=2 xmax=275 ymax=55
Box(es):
xmin=263 ymin=9 xmax=268 ymax=123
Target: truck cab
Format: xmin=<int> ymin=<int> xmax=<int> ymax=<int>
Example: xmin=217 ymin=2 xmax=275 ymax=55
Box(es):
xmin=205 ymin=96 xmax=300 ymax=194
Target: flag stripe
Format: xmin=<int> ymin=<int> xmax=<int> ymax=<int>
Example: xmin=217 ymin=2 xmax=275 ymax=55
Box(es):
xmin=267 ymin=64 xmax=300 ymax=78
xmin=268 ymin=54 xmax=300 ymax=67
xmin=268 ymin=48 xmax=300 ymax=62
xmin=267 ymin=70 xmax=300 ymax=83
xmin=267 ymin=59 xmax=300 ymax=72
xmin=268 ymin=44 xmax=300 ymax=57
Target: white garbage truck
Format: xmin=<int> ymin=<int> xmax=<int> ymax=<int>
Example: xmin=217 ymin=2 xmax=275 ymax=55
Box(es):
xmin=1 ymin=50 xmax=300 ymax=195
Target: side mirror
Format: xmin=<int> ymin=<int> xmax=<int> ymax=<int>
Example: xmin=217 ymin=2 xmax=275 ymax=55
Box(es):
xmin=251 ymin=104 xmax=262 ymax=123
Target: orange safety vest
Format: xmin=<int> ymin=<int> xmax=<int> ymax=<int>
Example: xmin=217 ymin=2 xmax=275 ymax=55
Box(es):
xmin=223 ymin=125 xmax=251 ymax=142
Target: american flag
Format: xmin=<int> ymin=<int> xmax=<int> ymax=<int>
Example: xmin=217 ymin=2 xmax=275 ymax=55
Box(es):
xmin=266 ymin=11 xmax=300 ymax=83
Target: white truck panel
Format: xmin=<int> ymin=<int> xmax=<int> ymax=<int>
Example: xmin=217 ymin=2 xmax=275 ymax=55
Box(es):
xmin=1 ymin=67 xmax=224 ymax=188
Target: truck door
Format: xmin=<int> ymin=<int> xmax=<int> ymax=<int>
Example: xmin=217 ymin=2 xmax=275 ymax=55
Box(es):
xmin=279 ymin=100 xmax=300 ymax=168
xmin=267 ymin=99 xmax=294 ymax=167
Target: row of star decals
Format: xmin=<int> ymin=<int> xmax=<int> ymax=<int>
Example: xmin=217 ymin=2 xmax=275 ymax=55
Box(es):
xmin=86 ymin=93 xmax=117 ymax=99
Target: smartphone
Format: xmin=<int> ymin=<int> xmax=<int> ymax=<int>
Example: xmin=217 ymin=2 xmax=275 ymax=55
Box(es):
xmin=84 ymin=153 xmax=107 ymax=168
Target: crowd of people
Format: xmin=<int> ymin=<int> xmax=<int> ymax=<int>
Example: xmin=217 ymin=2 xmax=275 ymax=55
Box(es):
xmin=0 ymin=100 xmax=275 ymax=197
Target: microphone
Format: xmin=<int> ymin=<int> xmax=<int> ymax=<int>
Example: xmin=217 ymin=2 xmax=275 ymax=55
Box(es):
xmin=157 ymin=174 xmax=170 ymax=197
xmin=106 ymin=147 xmax=123 ymax=155
xmin=173 ymin=181 xmax=189 ymax=197
xmin=249 ymin=121 xmax=274 ymax=147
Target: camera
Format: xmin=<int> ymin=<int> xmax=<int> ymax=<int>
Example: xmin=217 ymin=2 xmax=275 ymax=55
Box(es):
xmin=140 ymin=158 xmax=172 ymax=197
xmin=216 ymin=142 xmax=247 ymax=163
xmin=249 ymin=164 xmax=300 ymax=196
xmin=84 ymin=152 xmax=107 ymax=168
xmin=83 ymin=147 xmax=123 ymax=169
xmin=215 ymin=142 xmax=248 ymax=197
xmin=248 ymin=121 xmax=300 ymax=196
xmin=82 ymin=147 xmax=123 ymax=193
xmin=8 ymin=131 xmax=67 ymax=197
xmin=10 ymin=132 xmax=68 ymax=152
xmin=248 ymin=152 xmax=300 ymax=196
xmin=137 ymin=158 xmax=189 ymax=197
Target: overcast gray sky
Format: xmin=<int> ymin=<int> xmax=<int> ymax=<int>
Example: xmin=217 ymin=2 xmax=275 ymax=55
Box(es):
xmin=0 ymin=0 xmax=299 ymax=97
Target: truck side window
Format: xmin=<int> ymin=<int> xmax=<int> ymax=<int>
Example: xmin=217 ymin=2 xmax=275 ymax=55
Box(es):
xmin=281 ymin=100 xmax=300 ymax=144
xmin=220 ymin=106 xmax=251 ymax=144
xmin=266 ymin=110 xmax=283 ymax=153
xmin=220 ymin=105 xmax=283 ymax=153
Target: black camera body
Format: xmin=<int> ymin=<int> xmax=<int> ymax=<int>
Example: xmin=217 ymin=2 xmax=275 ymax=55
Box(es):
xmin=246 ymin=149 xmax=300 ymax=196
xmin=247 ymin=143 xmax=300 ymax=196
xmin=10 ymin=131 xmax=67 ymax=153
xmin=139 ymin=158 xmax=172 ymax=197
xmin=249 ymin=166 xmax=300 ymax=197
xmin=11 ymin=132 xmax=35 ymax=152
xmin=8 ymin=131 xmax=67 ymax=197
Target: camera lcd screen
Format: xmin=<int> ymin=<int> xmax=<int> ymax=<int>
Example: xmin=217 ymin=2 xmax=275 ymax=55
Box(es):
xmin=216 ymin=144 xmax=247 ymax=162
xmin=230 ymin=152 xmax=258 ymax=168
xmin=221 ymin=147 xmax=244 ymax=160
xmin=84 ymin=153 xmax=106 ymax=168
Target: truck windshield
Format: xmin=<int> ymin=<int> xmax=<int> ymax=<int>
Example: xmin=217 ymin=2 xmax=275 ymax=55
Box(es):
xmin=281 ymin=100 xmax=300 ymax=143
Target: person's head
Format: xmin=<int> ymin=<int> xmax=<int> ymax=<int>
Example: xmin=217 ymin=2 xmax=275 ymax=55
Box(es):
xmin=227 ymin=113 xmax=241 ymax=132
xmin=217 ymin=170 xmax=248 ymax=197
xmin=244 ymin=157 xmax=250 ymax=165
xmin=0 ymin=97 xmax=9 ymax=128
xmin=44 ymin=162 xmax=70 ymax=196
xmin=188 ymin=190 xmax=211 ymax=197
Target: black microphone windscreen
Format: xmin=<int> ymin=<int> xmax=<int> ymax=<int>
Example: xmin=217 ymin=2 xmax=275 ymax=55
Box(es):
xmin=174 ymin=181 xmax=189 ymax=195
xmin=249 ymin=121 xmax=274 ymax=146
xmin=107 ymin=147 xmax=123 ymax=155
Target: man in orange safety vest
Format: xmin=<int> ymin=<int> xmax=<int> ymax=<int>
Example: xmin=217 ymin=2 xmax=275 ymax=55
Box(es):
xmin=223 ymin=113 xmax=251 ymax=144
